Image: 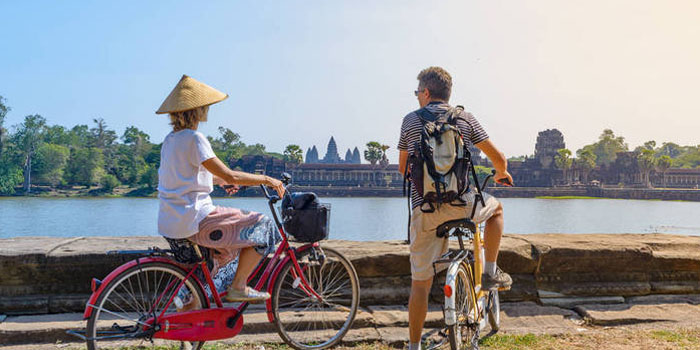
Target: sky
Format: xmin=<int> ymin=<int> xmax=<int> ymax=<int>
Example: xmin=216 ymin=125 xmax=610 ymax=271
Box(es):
xmin=1 ymin=0 xmax=699 ymax=162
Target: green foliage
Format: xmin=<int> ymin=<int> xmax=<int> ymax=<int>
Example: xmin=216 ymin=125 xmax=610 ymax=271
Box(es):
xmin=672 ymin=146 xmax=700 ymax=168
xmin=637 ymin=149 xmax=656 ymax=187
xmin=43 ymin=125 xmax=72 ymax=146
xmin=33 ymin=143 xmax=70 ymax=186
xmin=658 ymin=142 xmax=682 ymax=158
xmin=121 ymin=125 xmax=150 ymax=145
xmin=0 ymin=95 xmax=10 ymax=152
xmin=139 ymin=164 xmax=158 ymax=189
xmin=101 ymin=173 xmax=120 ymax=193
xmin=243 ymin=143 xmax=266 ymax=156
xmin=283 ymin=144 xmax=303 ymax=164
xmin=89 ymin=118 xmax=117 ymax=149
xmin=64 ymin=147 xmax=105 ymax=186
xmin=364 ymin=141 xmax=383 ymax=165
xmin=656 ymin=155 xmax=672 ymax=172
xmin=473 ymin=165 xmax=493 ymax=186
xmin=0 ymin=157 xmax=22 ymax=194
xmin=68 ymin=124 xmax=91 ymax=148
xmin=554 ymin=148 xmax=573 ymax=171
xmin=580 ymin=129 xmax=628 ymax=166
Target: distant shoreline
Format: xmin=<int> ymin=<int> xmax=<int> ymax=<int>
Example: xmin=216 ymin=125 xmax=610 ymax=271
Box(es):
xmin=2 ymin=185 xmax=699 ymax=202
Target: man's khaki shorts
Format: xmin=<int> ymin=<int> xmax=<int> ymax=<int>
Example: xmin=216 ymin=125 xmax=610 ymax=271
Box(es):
xmin=409 ymin=192 xmax=501 ymax=281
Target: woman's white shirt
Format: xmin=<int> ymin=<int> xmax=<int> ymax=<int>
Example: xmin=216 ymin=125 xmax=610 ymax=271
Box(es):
xmin=157 ymin=129 xmax=217 ymax=239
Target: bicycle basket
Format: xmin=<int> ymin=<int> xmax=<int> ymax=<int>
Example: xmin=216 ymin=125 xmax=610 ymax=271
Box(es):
xmin=282 ymin=203 xmax=331 ymax=242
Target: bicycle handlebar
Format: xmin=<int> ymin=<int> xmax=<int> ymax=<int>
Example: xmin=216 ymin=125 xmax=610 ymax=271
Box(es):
xmin=260 ymin=172 xmax=293 ymax=204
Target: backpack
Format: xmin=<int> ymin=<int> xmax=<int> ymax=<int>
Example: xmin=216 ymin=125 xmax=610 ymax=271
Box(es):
xmin=407 ymin=106 xmax=472 ymax=213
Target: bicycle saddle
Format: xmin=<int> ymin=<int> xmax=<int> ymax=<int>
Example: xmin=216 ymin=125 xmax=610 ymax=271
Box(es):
xmin=436 ymin=218 xmax=476 ymax=238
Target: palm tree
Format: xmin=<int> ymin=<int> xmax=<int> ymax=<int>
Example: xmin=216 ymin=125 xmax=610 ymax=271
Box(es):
xmin=655 ymin=155 xmax=672 ymax=188
xmin=637 ymin=149 xmax=655 ymax=188
xmin=554 ymin=148 xmax=573 ymax=185
xmin=576 ymin=148 xmax=597 ymax=184
xmin=283 ymin=144 xmax=304 ymax=164
xmin=364 ymin=141 xmax=383 ymax=165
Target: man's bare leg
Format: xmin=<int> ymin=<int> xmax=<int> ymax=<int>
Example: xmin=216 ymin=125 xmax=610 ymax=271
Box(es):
xmin=408 ymin=277 xmax=433 ymax=345
xmin=483 ymin=202 xmax=504 ymax=262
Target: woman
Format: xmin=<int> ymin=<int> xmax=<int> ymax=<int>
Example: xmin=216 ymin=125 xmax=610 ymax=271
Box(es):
xmin=155 ymin=75 xmax=284 ymax=302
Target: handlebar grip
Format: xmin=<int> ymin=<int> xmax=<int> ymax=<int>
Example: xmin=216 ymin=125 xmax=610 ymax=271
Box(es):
xmin=497 ymin=177 xmax=513 ymax=186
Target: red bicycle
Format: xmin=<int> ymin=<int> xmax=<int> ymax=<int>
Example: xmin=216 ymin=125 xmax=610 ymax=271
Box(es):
xmin=69 ymin=174 xmax=360 ymax=350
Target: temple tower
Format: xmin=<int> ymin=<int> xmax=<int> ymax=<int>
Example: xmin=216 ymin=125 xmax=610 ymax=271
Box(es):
xmin=534 ymin=129 xmax=565 ymax=169
xmin=322 ymin=136 xmax=342 ymax=164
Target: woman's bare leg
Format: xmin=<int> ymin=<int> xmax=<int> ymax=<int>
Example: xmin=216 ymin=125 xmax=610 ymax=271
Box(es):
xmin=231 ymin=246 xmax=263 ymax=291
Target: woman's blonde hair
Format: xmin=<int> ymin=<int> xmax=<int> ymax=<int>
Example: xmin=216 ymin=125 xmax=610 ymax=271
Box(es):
xmin=169 ymin=106 xmax=209 ymax=131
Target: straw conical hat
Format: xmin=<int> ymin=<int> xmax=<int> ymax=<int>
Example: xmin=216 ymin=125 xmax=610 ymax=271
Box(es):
xmin=156 ymin=75 xmax=228 ymax=114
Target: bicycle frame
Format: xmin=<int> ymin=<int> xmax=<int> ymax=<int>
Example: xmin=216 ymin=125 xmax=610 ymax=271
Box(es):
xmin=437 ymin=168 xmax=496 ymax=329
xmin=79 ymin=182 xmax=325 ymax=341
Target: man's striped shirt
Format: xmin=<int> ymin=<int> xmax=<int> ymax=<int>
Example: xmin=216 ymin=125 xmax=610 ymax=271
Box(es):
xmin=398 ymin=102 xmax=489 ymax=210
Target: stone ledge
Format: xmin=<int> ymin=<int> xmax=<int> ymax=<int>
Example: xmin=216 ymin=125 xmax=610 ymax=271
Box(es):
xmin=2 ymin=234 xmax=700 ymax=315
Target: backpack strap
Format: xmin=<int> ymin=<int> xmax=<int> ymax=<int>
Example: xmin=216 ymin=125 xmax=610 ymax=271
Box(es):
xmin=416 ymin=107 xmax=437 ymax=124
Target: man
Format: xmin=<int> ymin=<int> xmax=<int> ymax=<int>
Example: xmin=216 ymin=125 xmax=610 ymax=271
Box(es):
xmin=397 ymin=66 xmax=513 ymax=350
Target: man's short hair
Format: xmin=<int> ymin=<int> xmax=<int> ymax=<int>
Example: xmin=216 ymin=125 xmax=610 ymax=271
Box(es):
xmin=417 ymin=66 xmax=452 ymax=101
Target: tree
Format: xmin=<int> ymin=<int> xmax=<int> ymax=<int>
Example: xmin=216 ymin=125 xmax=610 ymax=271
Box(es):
xmin=554 ymin=148 xmax=573 ymax=185
xmin=101 ymin=174 xmax=120 ymax=193
xmin=121 ymin=126 xmax=151 ymax=145
xmin=64 ymin=147 xmax=105 ymax=186
xmin=655 ymin=155 xmax=672 ymax=188
xmin=89 ymin=118 xmax=117 ymax=149
xmin=121 ymin=126 xmax=151 ymax=156
xmin=13 ymin=114 xmax=47 ymax=193
xmin=575 ymin=148 xmax=597 ymax=184
xmin=208 ymin=127 xmax=243 ymax=162
xmin=581 ymin=129 xmax=628 ymax=166
xmin=139 ymin=164 xmax=158 ymax=189
xmin=283 ymin=144 xmax=303 ymax=164
xmin=44 ymin=125 xmax=72 ymax=146
xmin=637 ymin=149 xmax=656 ymax=188
xmin=658 ymin=142 xmax=682 ymax=158
xmin=68 ymin=124 xmax=91 ymax=148
xmin=380 ymin=144 xmax=390 ymax=166
xmin=33 ymin=143 xmax=70 ymax=186
xmin=241 ymin=143 xmax=266 ymax=156
xmin=0 ymin=95 xmax=10 ymax=152
xmin=364 ymin=141 xmax=383 ymax=165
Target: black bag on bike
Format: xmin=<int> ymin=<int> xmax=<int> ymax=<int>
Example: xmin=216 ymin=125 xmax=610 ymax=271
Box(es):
xmin=408 ymin=106 xmax=472 ymax=213
xmin=281 ymin=192 xmax=331 ymax=242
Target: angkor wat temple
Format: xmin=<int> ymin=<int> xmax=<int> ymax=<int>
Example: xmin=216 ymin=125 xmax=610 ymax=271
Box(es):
xmin=231 ymin=130 xmax=700 ymax=190
xmin=305 ymin=137 xmax=361 ymax=164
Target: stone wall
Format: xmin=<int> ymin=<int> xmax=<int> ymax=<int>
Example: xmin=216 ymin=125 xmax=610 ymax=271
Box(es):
xmin=1 ymin=234 xmax=700 ymax=315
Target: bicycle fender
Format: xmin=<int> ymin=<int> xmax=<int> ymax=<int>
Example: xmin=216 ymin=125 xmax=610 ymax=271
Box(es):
xmin=83 ymin=257 xmax=209 ymax=319
xmin=443 ymin=261 xmax=464 ymax=326
xmin=264 ymin=243 xmax=319 ymax=322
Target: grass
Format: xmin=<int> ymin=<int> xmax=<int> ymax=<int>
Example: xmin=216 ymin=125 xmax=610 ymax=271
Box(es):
xmin=534 ymin=196 xmax=601 ymax=200
xmin=44 ymin=329 xmax=700 ymax=350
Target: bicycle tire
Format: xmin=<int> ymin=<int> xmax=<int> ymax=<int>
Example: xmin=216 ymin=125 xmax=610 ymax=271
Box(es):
xmin=86 ymin=261 xmax=208 ymax=350
xmin=271 ymin=246 xmax=360 ymax=350
xmin=487 ymin=290 xmax=500 ymax=332
xmin=447 ymin=262 xmax=479 ymax=350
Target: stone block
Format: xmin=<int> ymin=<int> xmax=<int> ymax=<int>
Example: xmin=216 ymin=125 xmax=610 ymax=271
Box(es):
xmin=540 ymin=296 xmax=625 ymax=308
xmin=0 ymin=296 xmax=49 ymax=315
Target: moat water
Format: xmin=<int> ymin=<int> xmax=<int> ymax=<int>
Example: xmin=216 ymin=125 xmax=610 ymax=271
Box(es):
xmin=1 ymin=197 xmax=699 ymax=240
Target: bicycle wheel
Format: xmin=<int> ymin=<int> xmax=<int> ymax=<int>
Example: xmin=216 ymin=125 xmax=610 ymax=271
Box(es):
xmin=447 ymin=262 xmax=479 ymax=350
xmin=86 ymin=261 xmax=208 ymax=350
xmin=487 ymin=290 xmax=500 ymax=332
xmin=271 ymin=246 xmax=360 ymax=350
